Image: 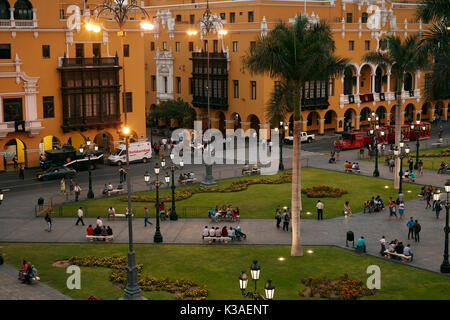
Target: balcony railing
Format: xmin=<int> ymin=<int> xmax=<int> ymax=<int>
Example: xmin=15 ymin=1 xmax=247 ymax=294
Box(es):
xmin=60 ymin=57 xmax=119 ymax=68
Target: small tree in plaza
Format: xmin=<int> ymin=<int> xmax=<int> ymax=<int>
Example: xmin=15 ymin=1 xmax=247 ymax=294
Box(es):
xmin=150 ymin=98 xmax=197 ymax=129
xmin=243 ymin=14 xmax=348 ymax=256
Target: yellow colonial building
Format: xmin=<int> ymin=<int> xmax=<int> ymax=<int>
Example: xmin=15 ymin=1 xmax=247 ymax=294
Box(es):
xmin=142 ymin=0 xmax=449 ymax=136
xmin=0 ymin=0 xmax=148 ymax=171
xmin=0 ymin=0 xmax=448 ymax=170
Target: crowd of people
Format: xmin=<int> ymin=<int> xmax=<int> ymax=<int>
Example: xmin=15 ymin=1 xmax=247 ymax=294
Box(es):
xmin=275 ymin=206 xmax=291 ymax=230
xmin=86 ymin=216 xmax=113 ymax=239
xmin=202 ymin=225 xmax=244 ymax=241
xmin=379 ymin=236 xmax=414 ymax=260
xmin=209 ymin=205 xmax=240 ymax=222
xmin=363 ymin=195 xmax=385 ymax=213
xmin=18 ymin=260 xmax=39 ymax=284
xmin=344 ymin=161 xmax=360 ymax=173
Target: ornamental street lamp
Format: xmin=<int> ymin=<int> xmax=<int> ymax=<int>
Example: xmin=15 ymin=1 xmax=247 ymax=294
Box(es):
xmin=188 ymin=0 xmax=227 ymax=188
xmin=120 ymin=126 xmax=145 ymax=300
xmin=274 ymin=121 xmax=288 ymax=171
xmin=367 ymin=112 xmax=384 ymax=177
xmin=85 ymin=0 xmax=154 ymax=126
xmin=161 ymin=153 xmax=184 ymax=221
xmin=441 ymin=180 xmax=450 ymax=273
xmin=144 ymin=162 xmax=170 ymax=243
xmin=410 ymin=120 xmax=427 ymax=169
xmin=393 ymin=141 xmax=410 ymax=200
xmin=239 ymin=260 xmax=275 ymax=300
xmin=79 ymin=137 xmax=98 ymax=199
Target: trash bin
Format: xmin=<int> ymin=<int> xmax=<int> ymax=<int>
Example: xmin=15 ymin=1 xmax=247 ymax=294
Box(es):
xmin=346 ymin=230 xmax=354 ymax=248
xmin=37 ymin=197 xmax=44 ymax=211
xmin=359 ymin=148 xmax=365 ymax=159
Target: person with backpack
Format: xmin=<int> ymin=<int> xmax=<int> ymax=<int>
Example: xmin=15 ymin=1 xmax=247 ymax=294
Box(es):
xmin=282 ymin=207 xmax=290 ymax=231
xmin=275 ymin=206 xmax=282 ymax=229
xmin=413 ymin=220 xmax=421 ymax=243
xmin=406 ymin=217 xmax=415 ymax=240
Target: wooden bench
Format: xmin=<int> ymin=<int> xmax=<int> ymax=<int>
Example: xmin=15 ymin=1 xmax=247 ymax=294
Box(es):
xmin=384 ymin=250 xmax=413 ymax=262
xmin=202 ymin=236 xmax=232 ymax=244
xmin=86 ymin=235 xmax=114 ymax=242
xmin=108 ymin=189 xmax=123 ymax=196
xmin=352 ymin=168 xmax=360 ymax=174
xmin=115 ymin=213 xmax=134 ymax=220
xmin=179 ymin=178 xmax=197 ymax=184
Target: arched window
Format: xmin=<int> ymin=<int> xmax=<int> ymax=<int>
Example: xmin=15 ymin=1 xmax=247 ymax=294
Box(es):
xmin=375 ymin=67 xmax=383 ymax=93
xmin=379 ymin=39 xmax=387 ymax=51
xmin=0 ymin=0 xmax=10 ymax=19
xmin=404 ymin=73 xmax=413 ymax=91
xmin=343 ymin=67 xmax=354 ymax=95
xmin=14 ymin=0 xmax=33 ymax=20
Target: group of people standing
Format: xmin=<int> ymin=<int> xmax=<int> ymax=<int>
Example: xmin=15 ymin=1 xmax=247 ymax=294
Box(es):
xmin=60 ymin=178 xmax=82 ymax=201
xmin=275 ymin=206 xmax=291 ymax=231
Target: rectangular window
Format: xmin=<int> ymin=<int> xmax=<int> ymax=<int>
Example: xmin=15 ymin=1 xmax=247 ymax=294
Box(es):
xmin=233 ymin=41 xmax=238 ymax=52
xmin=364 ymin=40 xmax=370 ymax=51
xmin=251 ymin=81 xmax=256 ymax=100
xmin=176 ymin=77 xmax=181 ymax=93
xmin=164 ymin=77 xmax=168 ymax=93
xmin=3 ymin=98 xmax=23 ymax=122
xmin=43 ymin=96 xmax=55 ymax=118
xmin=348 ymin=40 xmax=354 ymax=51
xmin=346 ymin=13 xmax=353 ymax=23
xmin=151 ymin=42 xmax=155 ymax=51
xmin=151 ymin=75 xmax=156 ymax=91
xmin=189 ymin=41 xmax=194 ymax=51
xmin=42 ymin=45 xmax=50 ymax=59
xmin=190 ymin=14 xmax=195 ymax=24
xmin=328 ymin=78 xmax=334 ymax=96
xmin=248 ymin=11 xmax=254 ymax=22
xmin=230 ymin=12 xmax=235 ymax=23
xmin=59 ymin=8 xmax=65 ymax=19
xmin=163 ymin=42 xmax=167 ymax=51
xmin=123 ymin=44 xmax=130 ymax=57
xmin=123 ymin=92 xmax=132 ymax=113
xmin=213 ymin=40 xmax=218 ymax=52
xmin=250 ymin=41 xmax=256 ymax=51
xmin=176 ymin=14 xmax=182 ymax=22
xmin=234 ymin=80 xmax=239 ymax=98
xmin=75 ymin=43 xmax=84 ymax=58
xmin=204 ymin=40 xmax=208 ymax=52
xmin=176 ymin=42 xmax=180 ymax=52
xmin=0 ymin=44 xmax=11 ymax=59
xmin=92 ymin=43 xmax=101 ymax=58
xmin=220 ymin=13 xmax=226 ymax=20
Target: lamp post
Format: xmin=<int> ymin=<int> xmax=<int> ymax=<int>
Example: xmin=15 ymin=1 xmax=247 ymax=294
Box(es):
xmin=238 ymin=260 xmax=275 ymax=300
xmin=0 ymin=189 xmax=3 ymax=205
xmin=410 ymin=120 xmax=426 ymax=169
xmin=367 ymin=112 xmax=384 ymax=177
xmin=145 ymin=162 xmax=170 ymax=243
xmin=80 ymin=137 xmax=98 ymax=199
xmin=85 ymin=1 xmax=154 ymax=126
xmin=120 ymin=126 xmax=145 ymax=300
xmin=188 ymin=0 xmax=226 ymax=187
xmin=162 ymin=153 xmax=184 ymax=221
xmin=441 ymin=180 xmax=450 ymax=273
xmin=394 ymin=141 xmax=410 ymax=200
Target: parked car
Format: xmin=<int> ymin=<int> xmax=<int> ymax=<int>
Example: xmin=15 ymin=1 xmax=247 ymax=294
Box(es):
xmin=284 ymin=132 xmax=315 ymax=144
xmin=36 ymin=166 xmax=76 ymax=181
xmin=108 ymin=142 xmax=152 ymax=166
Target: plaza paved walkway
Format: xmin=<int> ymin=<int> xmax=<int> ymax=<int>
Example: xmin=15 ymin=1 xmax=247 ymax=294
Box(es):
xmin=0 ymin=262 xmax=71 ymax=300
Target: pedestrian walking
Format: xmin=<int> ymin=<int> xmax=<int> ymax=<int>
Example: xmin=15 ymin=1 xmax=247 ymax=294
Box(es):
xmin=406 ymin=217 xmax=415 ymax=240
xmin=388 ymin=197 xmax=397 ymax=221
xmin=398 ymin=201 xmax=405 ymax=220
xmin=144 ymin=206 xmax=153 ymax=227
xmin=119 ymin=166 xmax=125 ymax=184
xmin=435 ymin=199 xmax=442 ymax=219
xmin=425 ymin=189 xmax=432 ymax=209
xmin=74 ymin=184 xmax=81 ymax=202
xmin=19 ymin=165 xmax=24 ymax=179
xmin=335 ymin=147 xmax=340 ymax=161
xmin=282 ymin=207 xmax=290 ymax=231
xmin=418 ymin=160 xmax=423 ymax=176
xmin=316 ymin=200 xmax=324 ymax=220
xmin=275 ymin=206 xmax=282 ymax=229
xmin=344 ymin=201 xmax=352 ymax=217
xmin=45 ymin=212 xmax=52 ymax=232
xmin=60 ymin=178 xmax=66 ymax=195
xmin=389 ymin=158 xmax=395 ymax=172
xmin=413 ymin=219 xmax=421 ymax=242
xmin=408 ymin=157 xmax=413 ymax=172
xmin=69 ymin=178 xmax=75 ymax=195
xmin=75 ymin=207 xmax=85 ymax=226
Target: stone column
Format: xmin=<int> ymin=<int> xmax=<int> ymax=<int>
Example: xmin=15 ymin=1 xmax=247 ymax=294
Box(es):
xmin=225 ymin=119 xmax=235 ymax=136
xmin=336 ymin=117 xmax=345 ymax=132
xmin=240 ymin=121 xmax=251 ymax=137
xmin=356 ymin=73 xmax=360 ymax=95
xmin=386 ymin=72 xmax=391 ymax=93
xmin=385 ymin=112 xmax=391 ymax=125
xmin=371 ymin=72 xmax=376 ymax=93
xmin=443 ymin=108 xmax=448 ymax=121
xmin=355 ymin=115 xmax=361 ymax=130
xmin=318 ymin=119 xmax=325 ymax=135
xmin=259 ymin=123 xmax=270 ymax=140
xmin=427 ymin=106 xmax=434 ymax=123
xmin=210 ymin=118 xmax=219 ymax=130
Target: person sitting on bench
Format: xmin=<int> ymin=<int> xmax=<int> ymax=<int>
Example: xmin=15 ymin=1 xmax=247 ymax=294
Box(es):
xmin=353 ymin=162 xmax=360 ymax=171
xmin=18 ymin=259 xmax=28 ymax=280
xmin=356 ymin=236 xmax=366 ymax=253
xmin=93 ymin=226 xmax=102 ymax=236
xmin=209 ymin=226 xmax=216 ymax=237
xmin=106 ymin=226 xmax=113 ymax=236
xmin=215 ymin=227 xmax=221 ymax=237
xmin=203 ymin=226 xmax=209 ymax=239
xmin=101 ymin=226 xmax=108 ymax=237
xmin=179 ymin=173 xmax=185 ymax=183
xmin=438 ymin=162 xmax=448 ymax=174
xmin=228 ymin=227 xmax=236 ymax=240
xmin=403 ymin=244 xmax=413 ymax=259
xmin=347 ymin=162 xmax=353 ymax=172
xmin=394 ymin=241 xmax=404 ymax=255
xmin=376 ymin=195 xmax=385 ymax=209
xmin=221 ymin=226 xmax=228 ymax=237
xmin=86 ymin=225 xmax=93 ymax=236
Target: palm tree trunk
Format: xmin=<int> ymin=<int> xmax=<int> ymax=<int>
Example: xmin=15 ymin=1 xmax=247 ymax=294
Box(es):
xmin=291 ymin=91 xmax=303 ymax=257
xmin=394 ymin=79 xmax=403 ymax=189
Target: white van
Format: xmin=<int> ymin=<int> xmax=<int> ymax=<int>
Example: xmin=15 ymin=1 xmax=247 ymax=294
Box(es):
xmin=108 ymin=142 xmax=152 ymax=165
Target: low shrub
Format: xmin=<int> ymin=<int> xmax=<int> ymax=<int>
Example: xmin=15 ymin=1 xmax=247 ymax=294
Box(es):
xmin=301 ymin=185 xmax=348 ymax=198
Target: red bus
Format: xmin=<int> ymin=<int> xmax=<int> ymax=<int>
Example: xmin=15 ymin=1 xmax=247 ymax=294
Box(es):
xmin=385 ymin=122 xmax=431 ymax=143
xmin=362 ymin=127 xmax=389 ymax=145
xmin=334 ymin=131 xmax=365 ymax=150
xmin=408 ymin=122 xmax=431 ymax=140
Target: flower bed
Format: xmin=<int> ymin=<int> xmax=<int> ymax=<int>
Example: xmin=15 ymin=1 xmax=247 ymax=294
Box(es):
xmin=419 ymin=148 xmax=450 ymax=158
xmin=67 ymin=256 xmax=208 ymax=300
xmin=301 ymin=185 xmax=348 ymax=198
xmin=122 ymin=172 xmax=292 ymax=203
xmin=299 ymin=274 xmax=377 ymax=300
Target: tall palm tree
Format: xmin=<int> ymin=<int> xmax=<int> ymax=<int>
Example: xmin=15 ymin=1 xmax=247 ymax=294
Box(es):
xmin=265 ymin=80 xmax=295 ymax=126
xmin=416 ymin=0 xmax=450 ymax=25
xmin=364 ymin=35 xmax=428 ymax=189
xmin=244 ymin=15 xmax=348 ymax=256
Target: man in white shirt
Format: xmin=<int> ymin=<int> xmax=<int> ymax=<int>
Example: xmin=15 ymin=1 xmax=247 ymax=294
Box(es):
xmin=96 ymin=216 xmax=103 ymax=228
xmin=107 ymin=207 xmax=116 ymax=220
xmin=209 ymin=227 xmax=215 ymax=237
xmin=316 ymin=200 xmax=324 ymax=220
xmin=76 ymin=207 xmax=85 ymax=226
xmin=202 ymin=226 xmax=210 ymax=239
xmin=215 ymin=227 xmax=222 ymax=237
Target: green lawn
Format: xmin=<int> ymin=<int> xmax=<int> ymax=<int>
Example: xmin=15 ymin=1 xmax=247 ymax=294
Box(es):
xmin=1 ymin=243 xmax=449 ymax=300
xmin=51 ymin=168 xmax=423 ymax=220
xmin=365 ymin=146 xmax=450 ymax=171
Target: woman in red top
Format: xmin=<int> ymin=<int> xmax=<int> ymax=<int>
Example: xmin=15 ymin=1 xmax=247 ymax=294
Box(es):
xmin=86 ymin=225 xmax=93 ymax=235
xmin=221 ymin=226 xmax=228 ymax=237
